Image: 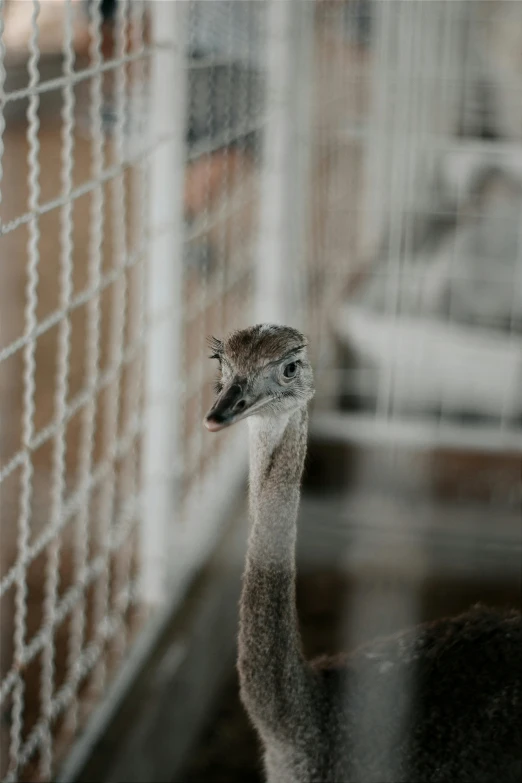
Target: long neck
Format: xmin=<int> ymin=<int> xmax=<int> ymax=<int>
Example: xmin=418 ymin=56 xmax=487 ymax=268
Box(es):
xmin=238 ymin=407 xmax=312 ymax=737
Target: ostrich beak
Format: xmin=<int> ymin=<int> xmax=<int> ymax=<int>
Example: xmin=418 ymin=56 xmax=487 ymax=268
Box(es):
xmin=203 ymin=381 xmax=246 ymax=432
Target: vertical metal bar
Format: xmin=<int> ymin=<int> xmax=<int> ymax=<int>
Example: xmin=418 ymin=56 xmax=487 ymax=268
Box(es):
xmin=10 ymin=1 xmax=41 ymax=776
xmin=104 ymin=0 xmax=130 ymax=663
xmin=78 ymin=0 xmax=129 ymax=705
xmin=213 ymin=0 xmax=234 ymax=344
xmin=360 ymin=0 xmax=390 ymax=263
xmin=41 ymin=0 xmax=76 ymax=775
xmin=141 ymin=0 xmax=188 ymax=606
xmin=310 ymin=6 xmax=329 ymax=366
xmin=437 ymin=0 xmax=461 ymax=427
xmin=0 ymin=0 xmax=6 ymax=215
xmin=110 ymin=0 xmax=148 ymax=661
xmin=227 ymin=2 xmax=257 ymax=331
xmin=243 ymin=3 xmax=265 ymax=315
xmin=391 ymin=0 xmax=424 ymax=415
xmin=291 ymin=0 xmax=315 ymax=333
xmin=344 ymin=8 xmax=424 ymax=779
xmin=188 ymin=2 xmax=212 ymax=498
xmin=376 ymin=1 xmax=414 ymax=420
xmin=256 ymin=0 xmax=300 ymax=326
xmin=314 ymin=3 xmax=343 ymax=380
xmin=65 ymin=0 xmax=105 ymax=736
xmin=501 ymin=194 xmax=522 ymax=428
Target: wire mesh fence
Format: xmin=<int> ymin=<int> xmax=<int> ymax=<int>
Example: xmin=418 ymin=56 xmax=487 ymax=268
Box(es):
xmin=0 ymin=2 xmax=152 ymax=778
xmin=0 ymin=1 xmax=521 ymax=781
xmin=312 ymin=0 xmax=522 ymax=454
xmin=0 ymin=1 xmax=305 ymax=778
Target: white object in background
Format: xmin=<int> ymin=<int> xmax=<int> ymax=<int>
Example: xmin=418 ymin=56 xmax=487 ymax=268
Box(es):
xmin=336 ymin=304 xmax=522 ymax=419
xmin=440 ymin=140 xmax=522 ymax=201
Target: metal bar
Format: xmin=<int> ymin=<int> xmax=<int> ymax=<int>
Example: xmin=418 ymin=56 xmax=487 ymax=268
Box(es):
xmin=0 ymin=0 xmax=6 ymax=206
xmin=140 ymin=0 xmax=188 ymax=605
xmin=63 ymin=0 xmax=105 ymax=738
xmin=40 ymin=1 xmax=76 ymax=772
xmin=255 ymin=0 xmax=299 ymax=325
xmin=90 ymin=0 xmax=131 ymax=694
xmin=290 ymin=0 xmax=314 ymax=331
xmin=311 ymin=411 xmax=522 ymax=454
xmin=3 ymin=46 xmax=158 ymax=105
xmin=109 ymin=0 xmax=148 ymax=667
xmin=186 ymin=3 xmax=212 ymax=496
xmin=9 ymin=0 xmax=41 ymax=775
xmin=376 ymin=1 xmax=414 ymax=420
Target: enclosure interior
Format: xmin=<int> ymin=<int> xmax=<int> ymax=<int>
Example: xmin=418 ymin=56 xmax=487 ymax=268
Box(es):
xmin=0 ymin=2 xmax=521 ymax=782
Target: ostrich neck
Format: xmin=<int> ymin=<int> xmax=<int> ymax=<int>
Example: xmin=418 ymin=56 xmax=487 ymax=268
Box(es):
xmin=247 ymin=407 xmax=308 ymax=562
xmin=238 ymin=407 xmax=309 ymax=734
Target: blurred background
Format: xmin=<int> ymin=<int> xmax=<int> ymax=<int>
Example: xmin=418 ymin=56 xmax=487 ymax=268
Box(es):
xmin=0 ymin=1 xmax=520 ymax=781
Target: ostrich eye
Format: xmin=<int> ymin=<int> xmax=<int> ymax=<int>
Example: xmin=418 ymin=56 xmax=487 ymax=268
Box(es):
xmin=283 ymin=362 xmax=297 ymax=379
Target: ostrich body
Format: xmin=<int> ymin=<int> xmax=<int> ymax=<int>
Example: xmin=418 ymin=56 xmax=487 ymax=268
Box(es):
xmin=204 ymin=324 xmax=521 ymax=783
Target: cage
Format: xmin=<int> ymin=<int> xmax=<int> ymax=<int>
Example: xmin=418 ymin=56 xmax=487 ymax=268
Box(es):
xmin=318 ymin=1 xmax=522 ymax=452
xmin=0 ymin=2 xmax=521 ymax=782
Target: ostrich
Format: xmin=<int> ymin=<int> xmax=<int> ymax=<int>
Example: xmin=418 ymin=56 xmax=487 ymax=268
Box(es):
xmin=203 ymin=324 xmax=521 ymax=783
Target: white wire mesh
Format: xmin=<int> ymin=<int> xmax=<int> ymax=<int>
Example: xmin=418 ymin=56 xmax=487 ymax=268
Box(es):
xmin=306 ymin=9 xmax=520 ymax=781
xmin=1 ymin=2 xmax=521 ymax=781
xmin=0 ymin=1 xmax=267 ymax=779
xmin=65 ymin=0 xmax=106 ymax=731
xmin=179 ymin=0 xmax=266 ymax=521
xmin=8 ymin=1 xmax=41 ymax=777
xmin=313 ymin=0 xmax=522 ymax=452
xmin=0 ymin=1 xmax=153 ymax=778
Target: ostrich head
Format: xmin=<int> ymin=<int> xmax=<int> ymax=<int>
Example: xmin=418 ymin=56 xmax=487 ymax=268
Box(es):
xmin=203 ymin=324 xmax=314 ymax=432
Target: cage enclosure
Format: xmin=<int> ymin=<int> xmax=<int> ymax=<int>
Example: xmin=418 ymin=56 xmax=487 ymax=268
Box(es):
xmin=0 ymin=2 xmax=520 ymax=782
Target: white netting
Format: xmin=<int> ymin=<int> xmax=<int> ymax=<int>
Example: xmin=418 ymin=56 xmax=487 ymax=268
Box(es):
xmin=311 ymin=1 xmax=522 ymax=452
xmin=1 ymin=2 xmax=520 ymax=781
xmin=0 ymin=1 xmax=270 ymax=779
xmin=1 ymin=1 xmax=154 ymax=778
